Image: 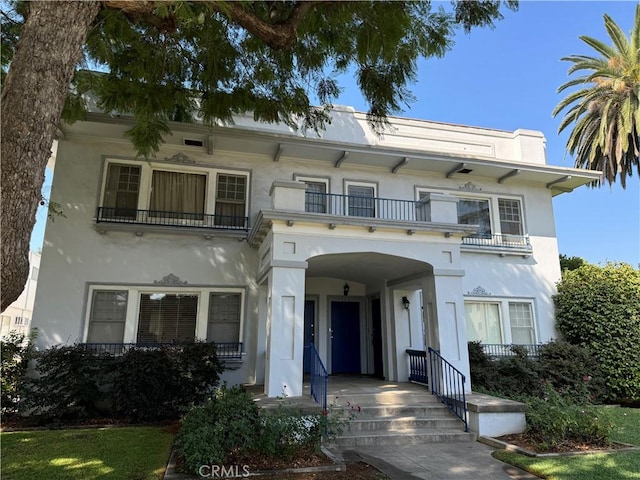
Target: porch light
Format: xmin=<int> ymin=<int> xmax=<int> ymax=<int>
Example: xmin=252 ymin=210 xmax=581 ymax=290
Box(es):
xmin=402 ymin=296 xmax=410 ymax=310
xmin=343 ymin=283 xmax=350 ymax=296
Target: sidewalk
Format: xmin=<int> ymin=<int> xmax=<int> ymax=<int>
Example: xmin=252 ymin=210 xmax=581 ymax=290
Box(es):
xmin=327 ymin=441 xmax=539 ymax=480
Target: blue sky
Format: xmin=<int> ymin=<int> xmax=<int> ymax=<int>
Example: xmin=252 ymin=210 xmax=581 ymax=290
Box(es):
xmin=31 ymin=1 xmax=639 ymax=265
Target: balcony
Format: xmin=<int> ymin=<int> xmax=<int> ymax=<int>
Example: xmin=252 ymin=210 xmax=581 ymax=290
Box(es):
xmin=95 ymin=207 xmax=249 ymax=237
xmin=461 ymin=233 xmax=532 ymax=257
xmin=80 ymin=341 xmax=244 ymax=360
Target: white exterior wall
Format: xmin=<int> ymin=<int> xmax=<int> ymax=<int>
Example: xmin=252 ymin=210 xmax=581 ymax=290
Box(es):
xmin=31 ymin=107 xmax=579 ymax=397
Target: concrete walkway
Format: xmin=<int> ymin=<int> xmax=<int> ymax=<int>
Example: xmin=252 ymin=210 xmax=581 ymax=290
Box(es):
xmin=327 ymin=442 xmax=539 ymax=480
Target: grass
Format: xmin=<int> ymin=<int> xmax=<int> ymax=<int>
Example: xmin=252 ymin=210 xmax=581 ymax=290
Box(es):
xmin=1 ymin=426 xmax=174 ymax=480
xmin=494 ymin=407 xmax=640 ymax=480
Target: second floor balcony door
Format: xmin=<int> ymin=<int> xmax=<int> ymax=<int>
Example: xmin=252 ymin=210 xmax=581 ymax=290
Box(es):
xmin=347 ymin=185 xmax=375 ymax=218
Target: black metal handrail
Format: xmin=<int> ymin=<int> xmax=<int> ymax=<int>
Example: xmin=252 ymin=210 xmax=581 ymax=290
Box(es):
xmin=428 ymin=347 xmax=468 ymax=431
xmin=406 ymin=348 xmax=429 ymax=384
xmin=481 ymin=343 xmax=542 ymax=358
xmin=96 ymin=207 xmax=249 ymax=230
xmin=305 ymin=192 xmax=429 ymax=222
xmin=80 ymin=341 xmax=243 ymax=359
xmin=462 ymin=233 xmax=531 ymax=250
xmin=306 ymin=343 xmax=328 ymax=414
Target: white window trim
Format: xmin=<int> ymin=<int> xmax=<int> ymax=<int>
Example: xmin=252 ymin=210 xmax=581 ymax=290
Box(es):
xmin=464 ymin=297 xmax=537 ymax=344
xmin=99 ymin=159 xmax=250 ymax=220
xmin=415 ymin=188 xmax=526 ymax=237
xmin=84 ymin=285 xmax=245 ymax=345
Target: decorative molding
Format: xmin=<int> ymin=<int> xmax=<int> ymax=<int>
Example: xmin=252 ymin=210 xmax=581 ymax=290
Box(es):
xmin=467 ymin=285 xmax=491 ymax=296
xmin=459 ymin=181 xmax=482 ymax=192
xmin=154 ymin=273 xmax=188 ymax=285
xmin=165 ymin=152 xmax=196 ymax=164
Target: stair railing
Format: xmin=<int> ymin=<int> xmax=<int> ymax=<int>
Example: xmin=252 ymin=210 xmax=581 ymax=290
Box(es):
xmin=428 ymin=347 xmax=468 ymax=431
xmin=306 ymin=343 xmax=328 ymax=414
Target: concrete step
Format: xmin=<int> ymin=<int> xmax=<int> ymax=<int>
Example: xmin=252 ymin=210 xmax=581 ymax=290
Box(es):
xmin=351 ymin=404 xmax=452 ymax=418
xmin=327 ymin=428 xmax=477 ymax=447
xmin=328 ymin=391 xmax=439 ymax=407
xmin=343 ymin=416 xmax=463 ymax=432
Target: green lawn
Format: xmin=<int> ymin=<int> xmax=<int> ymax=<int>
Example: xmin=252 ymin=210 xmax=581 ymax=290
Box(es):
xmin=494 ymin=407 xmax=640 ymax=480
xmin=1 ymin=426 xmax=174 ymax=480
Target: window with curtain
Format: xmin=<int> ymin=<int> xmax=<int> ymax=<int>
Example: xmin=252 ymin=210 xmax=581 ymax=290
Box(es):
xmin=457 ymin=199 xmax=491 ymax=236
xmin=498 ymin=199 xmax=523 ymax=235
xmin=215 ymin=174 xmax=246 ymax=227
xmin=509 ymin=302 xmax=535 ymax=344
xmin=136 ymin=293 xmax=198 ymax=343
xmin=87 ymin=290 xmax=128 ymax=343
xmin=104 ymin=164 xmax=141 ymax=219
xmin=150 ymin=171 xmax=206 ymax=220
xmin=465 ymin=302 xmax=502 ymax=343
xmin=347 ymin=185 xmax=375 ymax=217
xmin=304 ymin=181 xmax=328 ymax=213
xmin=207 ymin=293 xmax=241 ymax=343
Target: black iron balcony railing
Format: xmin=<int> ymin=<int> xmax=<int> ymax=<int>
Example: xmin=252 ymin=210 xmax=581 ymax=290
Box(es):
xmin=305 ymin=192 xmax=430 ymax=222
xmin=462 ymin=233 xmax=532 ymax=250
xmin=481 ymin=343 xmax=541 ymax=359
xmin=96 ymin=207 xmax=249 ymax=231
xmin=80 ymin=341 xmax=243 ymax=359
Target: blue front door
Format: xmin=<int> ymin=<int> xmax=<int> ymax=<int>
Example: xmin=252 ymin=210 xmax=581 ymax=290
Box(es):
xmin=331 ymin=301 xmax=361 ymax=374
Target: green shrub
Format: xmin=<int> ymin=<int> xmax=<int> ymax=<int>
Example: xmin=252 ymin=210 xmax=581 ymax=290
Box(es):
xmin=524 ymin=385 xmax=612 ymax=450
xmin=177 ymin=385 xmax=260 ymax=473
xmin=554 ymin=262 xmax=640 ymax=401
xmin=113 ymin=342 xmax=223 ymax=421
xmin=257 ymin=407 xmax=321 ymax=458
xmin=0 ymin=332 xmax=35 ymax=417
xmin=24 ymin=342 xmax=223 ymax=423
xmin=24 ymin=345 xmax=114 ymax=421
xmin=537 ymin=340 xmax=606 ymax=404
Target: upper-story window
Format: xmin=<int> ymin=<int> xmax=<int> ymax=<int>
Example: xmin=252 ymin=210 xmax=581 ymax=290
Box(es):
xmin=99 ymin=160 xmax=249 ymax=229
xmin=457 ymin=199 xmax=492 ymax=236
xmin=294 ymin=175 xmax=329 ymax=214
xmin=345 ymin=181 xmax=377 ymax=218
xmin=498 ymin=199 xmax=523 ymax=236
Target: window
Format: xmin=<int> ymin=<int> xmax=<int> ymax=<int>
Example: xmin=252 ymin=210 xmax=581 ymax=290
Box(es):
xmin=87 ymin=290 xmax=128 ymax=343
xmin=150 ymin=171 xmax=206 ymax=220
xmin=499 ymin=199 xmax=523 ymax=236
xmin=14 ymin=316 xmax=29 ymax=326
xmin=465 ymin=302 xmax=502 ymax=343
xmin=100 ymin=160 xmax=249 ymax=229
xmin=458 ymin=199 xmax=491 ymax=236
xmin=104 ymin=164 xmax=141 ymax=218
xmin=347 ymin=184 xmax=375 ymax=218
xmin=137 ymin=293 xmax=198 ymax=343
xmin=85 ymin=286 xmax=245 ymax=346
xmin=295 ymin=176 xmax=330 ymax=214
xmin=215 ymin=174 xmax=246 ymax=227
xmin=207 ymin=293 xmax=241 ymax=343
xmin=509 ymin=302 xmax=535 ymax=344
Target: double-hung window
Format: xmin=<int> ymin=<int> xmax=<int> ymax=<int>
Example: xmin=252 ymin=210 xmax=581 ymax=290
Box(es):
xmin=346 ymin=182 xmax=376 ymax=218
xmin=509 ymin=302 xmax=535 ymax=344
xmin=207 ymin=293 xmax=242 ymax=343
xmin=100 ymin=160 xmax=249 ymax=229
xmin=498 ymin=199 xmax=523 ymax=236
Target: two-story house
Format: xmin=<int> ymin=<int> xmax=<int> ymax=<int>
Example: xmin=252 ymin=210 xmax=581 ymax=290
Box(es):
xmin=31 ymin=105 xmax=599 ymax=398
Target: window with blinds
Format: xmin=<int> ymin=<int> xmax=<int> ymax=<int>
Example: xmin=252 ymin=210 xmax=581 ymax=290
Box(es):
xmin=207 ymin=293 xmax=241 ymax=343
xmin=136 ymin=293 xmax=198 ymax=343
xmin=87 ymin=290 xmax=128 ymax=343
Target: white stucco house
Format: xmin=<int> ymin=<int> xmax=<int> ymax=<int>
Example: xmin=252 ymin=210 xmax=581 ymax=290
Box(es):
xmin=2 ymin=251 xmax=41 ymax=339
xmin=31 ymin=106 xmax=599 ymax=399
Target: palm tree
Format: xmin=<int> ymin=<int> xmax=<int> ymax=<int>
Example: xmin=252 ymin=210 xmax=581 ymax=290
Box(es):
xmin=553 ymin=4 xmax=640 ymax=188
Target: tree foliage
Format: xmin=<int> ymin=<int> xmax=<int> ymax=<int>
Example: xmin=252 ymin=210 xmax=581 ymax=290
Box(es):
xmin=553 ymin=262 xmax=640 ymax=402
xmin=559 ymin=253 xmax=586 ymax=271
xmin=553 ymin=4 xmax=640 ymax=188
xmin=0 ymin=1 xmax=517 ymax=311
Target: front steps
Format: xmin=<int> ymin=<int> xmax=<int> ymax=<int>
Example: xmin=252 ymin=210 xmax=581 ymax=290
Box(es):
xmin=325 ymin=383 xmax=477 ymax=447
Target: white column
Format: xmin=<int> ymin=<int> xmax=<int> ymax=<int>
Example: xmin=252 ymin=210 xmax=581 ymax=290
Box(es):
xmin=427 ymin=269 xmax=472 ymax=393
xmin=264 ymin=263 xmax=307 ymax=397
